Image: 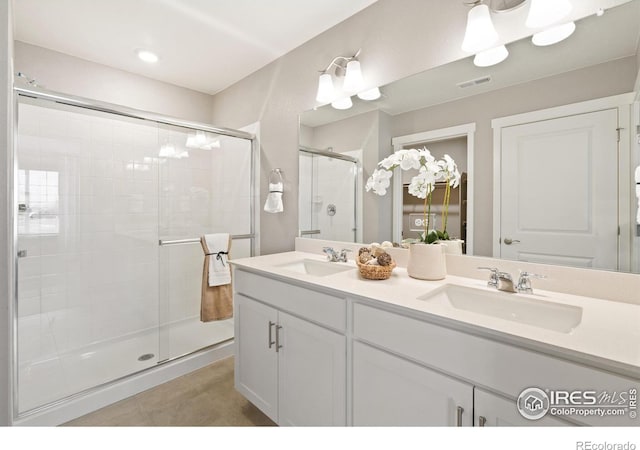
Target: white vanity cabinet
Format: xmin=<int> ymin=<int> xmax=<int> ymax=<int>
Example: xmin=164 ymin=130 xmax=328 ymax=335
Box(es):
xmin=353 ymin=341 xmax=473 ymax=426
xmin=234 ymin=270 xmax=347 ymax=426
xmin=352 ymin=302 xmax=637 ymax=427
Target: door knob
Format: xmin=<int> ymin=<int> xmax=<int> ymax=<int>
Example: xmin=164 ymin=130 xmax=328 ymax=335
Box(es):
xmin=503 ymin=238 xmax=520 ymax=245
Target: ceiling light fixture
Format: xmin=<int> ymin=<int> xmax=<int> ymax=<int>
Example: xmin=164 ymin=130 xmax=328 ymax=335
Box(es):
xmin=331 ymin=97 xmax=353 ymax=110
xmin=531 ymin=21 xmax=576 ymax=46
xmin=473 ymin=44 xmax=509 ymax=67
xmin=136 ymin=49 xmax=159 ymax=63
xmin=525 ymin=0 xmax=572 ymax=29
xmin=461 ymin=2 xmax=499 ymax=53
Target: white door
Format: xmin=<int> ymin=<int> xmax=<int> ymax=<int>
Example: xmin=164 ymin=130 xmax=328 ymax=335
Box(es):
xmin=474 ymin=388 xmax=570 ymax=427
xmin=352 ymin=341 xmax=473 ymax=426
xmin=500 ymin=109 xmax=619 ymax=270
xmin=234 ymin=295 xmax=279 ymax=422
xmin=277 ymin=311 xmax=346 ymax=426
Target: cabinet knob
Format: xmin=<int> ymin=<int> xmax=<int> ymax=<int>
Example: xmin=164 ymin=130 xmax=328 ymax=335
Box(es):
xmin=478 ymin=415 xmax=487 ymax=427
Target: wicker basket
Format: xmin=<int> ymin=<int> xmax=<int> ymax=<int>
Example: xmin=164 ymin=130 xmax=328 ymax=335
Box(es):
xmin=355 ymin=259 xmax=396 ymax=280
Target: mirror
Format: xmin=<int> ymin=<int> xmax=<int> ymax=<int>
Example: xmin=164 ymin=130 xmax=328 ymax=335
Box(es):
xmin=299 ymin=0 xmax=640 ymax=273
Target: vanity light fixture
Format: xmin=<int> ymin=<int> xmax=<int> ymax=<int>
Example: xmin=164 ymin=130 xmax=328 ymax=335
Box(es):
xmin=531 ymin=21 xmax=576 ymax=46
xmin=357 ymin=86 xmax=382 ymax=101
xmin=525 ymin=0 xmax=572 ymax=29
xmin=461 ymin=2 xmax=499 ymax=53
xmin=473 ymin=44 xmax=509 ymax=67
xmin=136 ymin=49 xmax=159 ymax=63
xmin=331 ymin=97 xmax=353 ymax=110
xmin=316 ymin=50 xmax=379 ymax=109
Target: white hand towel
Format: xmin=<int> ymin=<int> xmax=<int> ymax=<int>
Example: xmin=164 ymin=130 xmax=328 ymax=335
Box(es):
xmin=264 ymin=182 xmax=284 ymax=213
xmin=205 ymin=233 xmax=231 ymax=287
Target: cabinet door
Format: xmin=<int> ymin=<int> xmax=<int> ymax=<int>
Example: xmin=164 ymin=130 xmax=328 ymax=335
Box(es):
xmin=277 ymin=311 xmax=346 ymax=426
xmin=353 ymin=341 xmax=473 ymax=426
xmin=474 ymin=388 xmax=570 ymax=426
xmin=235 ymin=294 xmax=279 ymax=422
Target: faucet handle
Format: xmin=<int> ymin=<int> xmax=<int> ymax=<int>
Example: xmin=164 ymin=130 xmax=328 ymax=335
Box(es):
xmin=516 ymin=271 xmax=547 ymax=294
xmin=322 ymin=247 xmax=337 ymax=261
xmin=477 ymin=267 xmax=499 ymax=288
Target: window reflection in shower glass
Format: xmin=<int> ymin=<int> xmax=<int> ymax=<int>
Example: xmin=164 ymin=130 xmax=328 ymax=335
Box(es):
xmin=17 ymin=169 xmax=60 ymax=235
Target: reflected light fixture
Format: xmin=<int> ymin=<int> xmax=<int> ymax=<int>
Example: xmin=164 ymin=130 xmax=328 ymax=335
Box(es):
xmin=357 ymin=86 xmax=381 ymax=101
xmin=331 ymin=97 xmax=353 ymax=110
xmin=461 ymin=2 xmax=499 ymax=53
xmin=525 ymin=0 xmax=572 ymax=29
xmin=473 ymin=44 xmax=509 ymax=67
xmin=136 ymin=49 xmax=159 ymax=63
xmin=531 ymin=21 xmax=576 ymax=46
xmin=316 ymin=50 xmax=379 ymax=109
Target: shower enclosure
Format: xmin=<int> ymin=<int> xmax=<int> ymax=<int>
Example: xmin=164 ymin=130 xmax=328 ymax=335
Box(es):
xmin=298 ymin=146 xmax=360 ymax=242
xmin=13 ymin=87 xmax=256 ymax=418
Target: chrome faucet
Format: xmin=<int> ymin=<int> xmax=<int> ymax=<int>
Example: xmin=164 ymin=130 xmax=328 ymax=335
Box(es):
xmin=477 ymin=267 xmax=499 ymax=288
xmin=497 ymin=272 xmax=516 ymax=293
xmin=323 ymin=247 xmax=351 ymax=262
xmin=516 ymin=271 xmax=546 ymax=294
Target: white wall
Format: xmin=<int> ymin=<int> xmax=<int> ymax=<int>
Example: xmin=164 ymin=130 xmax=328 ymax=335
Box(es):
xmin=0 ymin=0 xmax=13 ymax=426
xmin=14 ymin=42 xmax=214 ymax=124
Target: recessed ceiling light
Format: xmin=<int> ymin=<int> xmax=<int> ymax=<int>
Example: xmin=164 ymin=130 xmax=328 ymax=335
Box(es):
xmin=136 ymin=49 xmax=159 ymax=63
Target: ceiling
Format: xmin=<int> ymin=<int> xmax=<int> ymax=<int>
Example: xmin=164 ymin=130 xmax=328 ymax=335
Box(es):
xmin=13 ymin=0 xmax=379 ymax=95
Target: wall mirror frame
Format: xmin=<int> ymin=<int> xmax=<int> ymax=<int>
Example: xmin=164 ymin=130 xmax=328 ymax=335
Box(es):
xmin=298 ymin=0 xmax=640 ymax=274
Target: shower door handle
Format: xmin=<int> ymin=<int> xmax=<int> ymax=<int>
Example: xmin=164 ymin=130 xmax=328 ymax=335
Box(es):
xmin=268 ymin=321 xmax=276 ymax=349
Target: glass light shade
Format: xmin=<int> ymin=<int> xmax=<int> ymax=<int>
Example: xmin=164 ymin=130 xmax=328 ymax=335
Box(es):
xmin=316 ymin=73 xmax=335 ymax=103
xmin=461 ymin=4 xmax=499 ymax=53
xmin=343 ymin=60 xmax=364 ymax=93
xmin=136 ymin=49 xmax=159 ymax=63
xmin=526 ymin=0 xmax=572 ymax=29
xmin=474 ymin=45 xmax=509 ymax=67
xmin=531 ymin=22 xmax=576 ymax=46
xmin=331 ymin=97 xmax=353 ymax=110
xmin=357 ymin=87 xmax=381 ymax=101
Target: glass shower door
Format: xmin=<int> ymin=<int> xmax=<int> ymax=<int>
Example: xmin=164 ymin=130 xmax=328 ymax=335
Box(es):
xmin=157 ymin=124 xmax=253 ymax=362
xmin=15 ymin=97 xmax=161 ymax=413
xmin=298 ymin=150 xmax=358 ymax=242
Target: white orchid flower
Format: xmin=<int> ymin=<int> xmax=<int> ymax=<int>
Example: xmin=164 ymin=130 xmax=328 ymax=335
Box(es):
xmin=365 ymin=169 xmax=393 ymax=196
xmin=399 ymin=148 xmax=422 ymax=171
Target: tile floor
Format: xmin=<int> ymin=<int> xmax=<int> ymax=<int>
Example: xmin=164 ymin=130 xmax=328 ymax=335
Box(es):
xmin=63 ymin=356 xmax=275 ymax=426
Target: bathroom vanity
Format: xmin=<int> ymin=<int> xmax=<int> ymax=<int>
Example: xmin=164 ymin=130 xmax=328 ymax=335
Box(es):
xmin=231 ymin=241 xmax=640 ymax=427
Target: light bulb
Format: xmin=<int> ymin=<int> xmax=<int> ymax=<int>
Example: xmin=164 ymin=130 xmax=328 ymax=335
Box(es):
xmin=461 ymin=4 xmax=499 ymax=53
xmin=316 ymin=73 xmax=335 ymax=103
xmin=526 ymin=0 xmax=572 ymax=29
xmin=531 ymin=22 xmax=576 ymax=46
xmin=474 ymin=45 xmax=509 ymax=67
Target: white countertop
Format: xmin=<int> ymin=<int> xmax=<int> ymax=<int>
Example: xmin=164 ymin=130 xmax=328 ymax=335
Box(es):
xmin=231 ymin=251 xmax=640 ymax=379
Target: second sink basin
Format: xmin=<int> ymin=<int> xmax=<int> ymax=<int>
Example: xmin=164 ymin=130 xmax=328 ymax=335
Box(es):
xmin=276 ymin=259 xmax=354 ymax=277
xmin=417 ymin=285 xmax=582 ymax=333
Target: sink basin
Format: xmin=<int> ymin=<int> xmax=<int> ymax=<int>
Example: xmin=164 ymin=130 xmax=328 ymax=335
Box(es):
xmin=417 ymin=285 xmax=582 ymax=333
xmin=276 ymin=259 xmax=354 ymax=277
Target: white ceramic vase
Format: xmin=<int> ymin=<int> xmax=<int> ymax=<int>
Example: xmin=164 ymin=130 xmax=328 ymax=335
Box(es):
xmin=440 ymin=239 xmax=464 ymax=255
xmin=407 ymin=243 xmax=447 ymax=280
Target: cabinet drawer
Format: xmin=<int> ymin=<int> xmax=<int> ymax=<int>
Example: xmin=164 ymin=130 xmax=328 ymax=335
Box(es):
xmin=353 ymin=302 xmax=638 ymax=426
xmin=234 ymin=269 xmax=346 ymax=332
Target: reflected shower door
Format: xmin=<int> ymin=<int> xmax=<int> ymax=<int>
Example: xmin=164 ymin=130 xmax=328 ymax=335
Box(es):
xmin=298 ymin=150 xmax=358 ymax=242
xmin=158 ymin=124 xmax=253 ymax=361
xmin=15 ymin=97 xmax=161 ymax=413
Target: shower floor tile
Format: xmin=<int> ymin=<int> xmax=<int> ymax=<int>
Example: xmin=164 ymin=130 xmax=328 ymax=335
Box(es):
xmin=17 ymin=314 xmax=234 ymax=414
